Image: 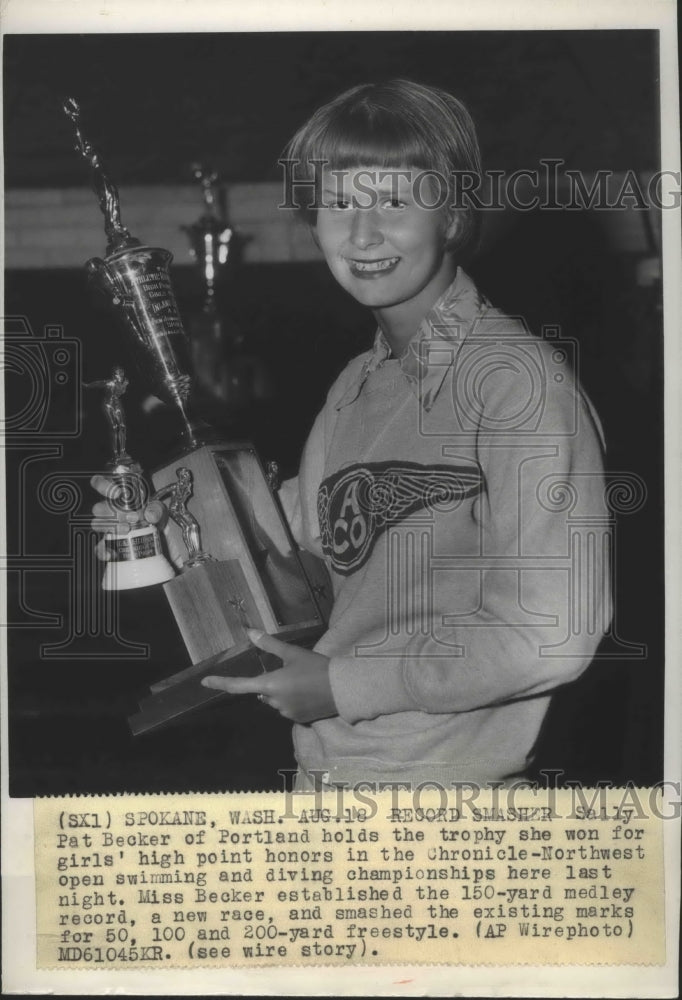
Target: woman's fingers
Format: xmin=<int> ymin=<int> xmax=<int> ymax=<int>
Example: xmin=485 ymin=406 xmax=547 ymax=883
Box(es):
xmin=246 ymin=629 xmax=292 ymax=662
xmin=91 ymin=479 xmax=125 ymax=533
xmin=91 ymin=499 xmax=139 ymax=535
xmin=92 ymin=500 xmax=116 ymax=519
xmin=143 ymin=499 xmax=167 ymax=526
xmin=91 ymin=480 xmax=165 ymax=534
xmin=94 ymin=538 xmax=111 ymax=562
xmin=201 ymin=643 xmax=334 ymax=724
xmin=90 ymin=475 xmax=121 ymax=501
xmin=201 ymin=675 xmax=269 ymax=695
xmin=90 ymin=519 xmax=127 ymax=534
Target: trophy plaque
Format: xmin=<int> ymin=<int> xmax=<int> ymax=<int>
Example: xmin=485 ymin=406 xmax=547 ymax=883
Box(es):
xmin=65 ymin=98 xmax=332 ymax=734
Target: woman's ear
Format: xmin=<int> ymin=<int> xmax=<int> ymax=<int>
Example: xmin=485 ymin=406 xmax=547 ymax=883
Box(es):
xmin=309 ymin=220 xmax=321 ymax=249
xmin=444 ymin=209 xmax=460 ymax=245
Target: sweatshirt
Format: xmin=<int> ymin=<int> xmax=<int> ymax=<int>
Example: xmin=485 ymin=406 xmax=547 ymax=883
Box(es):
xmin=279 ymin=268 xmax=612 ymax=786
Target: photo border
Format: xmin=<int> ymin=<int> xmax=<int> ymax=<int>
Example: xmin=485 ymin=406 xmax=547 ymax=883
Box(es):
xmin=1 ymin=1 xmax=679 ymax=996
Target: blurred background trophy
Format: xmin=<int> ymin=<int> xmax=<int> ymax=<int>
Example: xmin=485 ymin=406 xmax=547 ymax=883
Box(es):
xmin=181 ymin=163 xmax=270 ymax=415
xmin=65 ymin=98 xmax=331 ymax=733
xmin=182 ymin=163 xmax=234 ymax=404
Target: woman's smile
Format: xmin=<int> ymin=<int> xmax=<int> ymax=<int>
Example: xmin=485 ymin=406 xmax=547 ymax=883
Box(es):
xmin=346 ymin=255 xmax=401 ymax=277
xmin=315 ymin=165 xmax=458 ymax=347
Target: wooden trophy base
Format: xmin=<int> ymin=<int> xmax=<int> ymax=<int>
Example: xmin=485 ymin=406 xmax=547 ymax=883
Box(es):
xmin=162 ymin=558 xmax=262 ymax=664
xmin=128 ymin=441 xmax=331 ymax=735
xmin=129 ymin=558 xmax=264 ymax=735
xmin=127 ymin=557 xmax=324 ymax=735
xmin=128 ymin=641 xmax=279 ymax=736
xmin=150 ymin=443 xmax=333 ymax=637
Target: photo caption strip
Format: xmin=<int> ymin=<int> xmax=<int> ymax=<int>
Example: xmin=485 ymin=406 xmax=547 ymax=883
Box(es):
xmin=34 ymin=788 xmax=667 ymax=969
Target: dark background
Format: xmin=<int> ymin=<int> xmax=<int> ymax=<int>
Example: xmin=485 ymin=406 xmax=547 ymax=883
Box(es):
xmin=4 ymin=31 xmax=663 ymax=794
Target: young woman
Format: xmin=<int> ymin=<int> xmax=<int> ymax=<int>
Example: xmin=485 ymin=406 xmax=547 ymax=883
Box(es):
xmin=93 ymin=80 xmax=611 ymax=788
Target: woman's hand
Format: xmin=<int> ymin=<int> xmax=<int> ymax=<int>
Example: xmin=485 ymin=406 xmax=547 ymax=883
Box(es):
xmin=89 ymin=475 xmax=171 ymax=562
xmin=202 ymin=629 xmax=338 ymax=724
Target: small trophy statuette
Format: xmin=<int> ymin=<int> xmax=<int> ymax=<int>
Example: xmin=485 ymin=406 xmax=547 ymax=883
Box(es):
xmin=84 ymin=365 xmax=131 ymax=464
xmin=84 ymin=366 xmax=175 ymax=591
xmin=152 ymin=468 xmax=212 ymax=570
xmin=64 ymin=97 xmax=139 ymax=256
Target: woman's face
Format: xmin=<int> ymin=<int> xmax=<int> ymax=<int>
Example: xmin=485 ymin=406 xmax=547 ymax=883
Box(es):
xmin=314 ymin=165 xmax=457 ymax=318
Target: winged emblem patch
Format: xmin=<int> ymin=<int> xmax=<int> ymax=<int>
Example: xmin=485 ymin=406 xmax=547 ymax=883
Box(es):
xmin=318 ymin=460 xmax=483 ymax=575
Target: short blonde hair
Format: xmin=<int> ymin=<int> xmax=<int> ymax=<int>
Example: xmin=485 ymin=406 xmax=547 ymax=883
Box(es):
xmin=281 ymin=79 xmax=482 ymax=258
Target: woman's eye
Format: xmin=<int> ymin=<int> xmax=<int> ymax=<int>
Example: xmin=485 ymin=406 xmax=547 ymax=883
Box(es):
xmin=329 ymin=200 xmax=351 ymax=211
xmin=383 ymin=198 xmax=406 ymax=209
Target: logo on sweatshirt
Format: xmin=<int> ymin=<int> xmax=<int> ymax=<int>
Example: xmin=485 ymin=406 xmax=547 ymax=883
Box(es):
xmin=318 ymin=460 xmax=484 ymax=574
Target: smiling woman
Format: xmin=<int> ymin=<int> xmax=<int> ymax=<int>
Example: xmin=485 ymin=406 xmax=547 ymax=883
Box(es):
xmin=194 ymin=80 xmax=613 ymax=790
xmin=280 ymin=81 xmax=482 ymax=352
xmin=281 ymin=81 xmax=480 ymax=341
xmin=88 ymin=79 xmax=613 ymax=790
xmin=314 ymin=164 xmax=458 ymax=351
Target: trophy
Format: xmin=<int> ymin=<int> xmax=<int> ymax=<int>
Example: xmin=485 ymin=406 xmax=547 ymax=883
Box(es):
xmin=182 ymin=163 xmax=233 ymax=311
xmin=181 ymin=163 xmax=233 ymax=402
xmin=83 ymin=366 xmax=175 ymax=591
xmin=182 ymin=163 xmax=270 ymax=409
xmin=65 ymin=98 xmax=332 ymax=733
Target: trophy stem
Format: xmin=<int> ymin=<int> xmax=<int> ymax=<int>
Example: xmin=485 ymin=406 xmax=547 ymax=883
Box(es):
xmin=172 ymin=397 xmax=198 ymax=449
xmin=176 ymin=404 xmax=214 ymax=453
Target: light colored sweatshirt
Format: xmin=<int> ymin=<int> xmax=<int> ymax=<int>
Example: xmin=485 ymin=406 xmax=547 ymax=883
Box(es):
xmin=279 ymin=268 xmax=612 ymax=786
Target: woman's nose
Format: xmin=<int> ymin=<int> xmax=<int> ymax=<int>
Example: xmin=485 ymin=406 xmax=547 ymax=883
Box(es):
xmin=349 ymin=207 xmax=384 ymax=249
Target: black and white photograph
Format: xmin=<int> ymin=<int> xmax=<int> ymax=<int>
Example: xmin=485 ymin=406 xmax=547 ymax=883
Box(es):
xmin=2 ymin=0 xmax=680 ymax=995
xmin=3 ymin=27 xmax=667 ymax=793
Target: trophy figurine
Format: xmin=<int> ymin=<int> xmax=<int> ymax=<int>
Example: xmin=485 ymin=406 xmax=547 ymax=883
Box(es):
xmin=83 ymin=366 xmax=175 ymax=591
xmin=66 ymin=98 xmax=332 ymax=733
xmin=145 ymin=466 xmax=256 ymax=666
xmin=153 ymin=467 xmax=213 ymax=569
xmin=64 ymin=97 xmax=197 ymax=447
